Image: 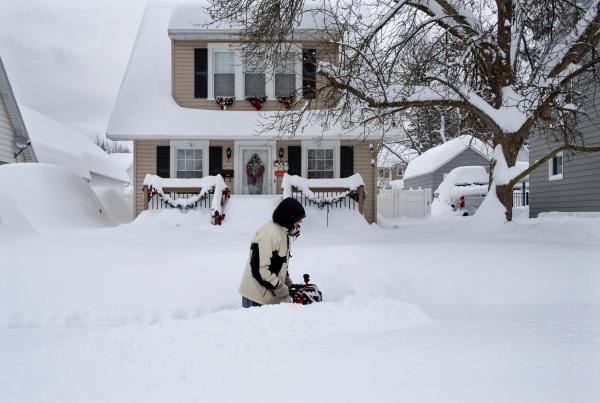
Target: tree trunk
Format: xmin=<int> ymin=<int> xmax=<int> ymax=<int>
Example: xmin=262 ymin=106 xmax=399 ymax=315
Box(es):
xmin=496 ymin=183 xmax=514 ymax=221
xmin=495 ymin=134 xmax=524 ymax=221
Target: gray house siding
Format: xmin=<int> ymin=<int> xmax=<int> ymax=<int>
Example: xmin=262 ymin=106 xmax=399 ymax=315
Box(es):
xmin=529 ymin=119 xmax=600 ymax=217
xmin=404 ymin=147 xmax=489 ymax=196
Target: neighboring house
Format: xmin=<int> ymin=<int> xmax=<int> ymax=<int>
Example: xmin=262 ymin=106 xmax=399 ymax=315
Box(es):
xmin=529 ymin=106 xmax=600 ymax=217
xmin=0 ymin=56 xmax=35 ymax=164
xmin=377 ymin=144 xmax=418 ymax=188
xmin=107 ymin=2 xmax=387 ymax=223
xmin=403 ymin=135 xmax=491 ymax=195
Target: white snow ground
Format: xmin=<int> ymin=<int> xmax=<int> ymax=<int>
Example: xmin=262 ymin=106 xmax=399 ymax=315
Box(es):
xmin=1 ymin=195 xmax=599 ymax=402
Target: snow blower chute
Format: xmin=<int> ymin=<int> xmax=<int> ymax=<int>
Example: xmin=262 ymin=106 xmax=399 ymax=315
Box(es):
xmin=289 ymin=274 xmax=323 ymax=304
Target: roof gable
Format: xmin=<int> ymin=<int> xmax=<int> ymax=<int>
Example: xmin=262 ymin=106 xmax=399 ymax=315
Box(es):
xmin=403 ymin=136 xmax=491 ymax=180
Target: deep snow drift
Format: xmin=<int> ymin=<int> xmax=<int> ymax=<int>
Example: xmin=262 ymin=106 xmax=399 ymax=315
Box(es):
xmin=1 ymin=197 xmax=599 ymax=403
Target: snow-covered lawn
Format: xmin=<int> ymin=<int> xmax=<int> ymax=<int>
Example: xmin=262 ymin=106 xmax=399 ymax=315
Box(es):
xmin=1 ymin=200 xmax=599 ymax=402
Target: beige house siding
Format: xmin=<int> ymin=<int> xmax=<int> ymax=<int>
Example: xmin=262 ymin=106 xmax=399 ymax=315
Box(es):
xmin=343 ymin=140 xmax=377 ymax=224
xmin=209 ymin=140 xmax=235 ymax=193
xmin=134 ymin=140 xmax=169 ymax=217
xmin=172 ymin=40 xmax=337 ymax=111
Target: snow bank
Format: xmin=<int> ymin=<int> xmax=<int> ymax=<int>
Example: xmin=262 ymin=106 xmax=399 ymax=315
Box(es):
xmin=92 ymin=187 xmax=132 ymax=225
xmin=0 ymin=163 xmax=114 ymax=231
xmin=403 ymin=135 xmax=491 ymax=180
xmin=0 ymin=196 xmax=37 ymax=243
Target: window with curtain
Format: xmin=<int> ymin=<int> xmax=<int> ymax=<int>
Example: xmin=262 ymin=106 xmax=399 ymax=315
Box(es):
xmin=307 ymin=149 xmax=334 ymax=179
xmin=245 ymin=54 xmax=266 ymax=97
xmin=214 ymin=51 xmax=234 ymax=97
xmin=176 ymin=149 xmax=203 ymax=178
xmin=275 ymin=53 xmax=296 ymax=97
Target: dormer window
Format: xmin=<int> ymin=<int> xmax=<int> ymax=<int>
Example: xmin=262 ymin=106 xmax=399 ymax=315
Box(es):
xmin=245 ymin=54 xmax=266 ymax=97
xmin=275 ymin=53 xmax=296 ymax=98
xmin=214 ymin=51 xmax=234 ymax=97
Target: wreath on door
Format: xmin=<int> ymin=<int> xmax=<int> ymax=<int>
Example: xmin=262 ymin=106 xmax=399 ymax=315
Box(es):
xmin=246 ymin=162 xmax=265 ymax=185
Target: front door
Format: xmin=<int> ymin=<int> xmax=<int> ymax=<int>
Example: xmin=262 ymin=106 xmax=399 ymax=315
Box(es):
xmin=240 ymin=147 xmax=271 ymax=195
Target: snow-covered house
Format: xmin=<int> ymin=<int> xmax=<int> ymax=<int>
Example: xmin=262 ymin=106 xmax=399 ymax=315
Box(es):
xmin=1 ymin=55 xmax=129 ymax=190
xmin=106 ymin=2 xmax=383 ymax=223
xmin=402 ymin=136 xmax=491 ymax=195
xmin=0 ymin=56 xmax=35 ymax=164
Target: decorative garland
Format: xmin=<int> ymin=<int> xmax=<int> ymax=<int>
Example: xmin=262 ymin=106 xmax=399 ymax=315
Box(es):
xmin=245 ymin=96 xmax=267 ymax=111
xmin=302 ymin=189 xmax=364 ymax=209
xmin=144 ymin=184 xmax=215 ymax=209
xmin=215 ymin=96 xmax=235 ymax=110
xmin=277 ymin=96 xmax=294 ymax=110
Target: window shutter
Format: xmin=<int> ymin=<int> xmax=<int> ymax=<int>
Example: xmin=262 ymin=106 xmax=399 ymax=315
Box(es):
xmin=340 ymin=146 xmax=354 ymax=178
xmin=302 ymin=49 xmax=317 ymax=99
xmin=209 ymin=146 xmax=223 ymax=176
xmin=194 ymin=48 xmax=208 ymax=98
xmin=288 ymin=146 xmax=301 ymax=176
xmin=156 ymin=146 xmax=170 ymax=178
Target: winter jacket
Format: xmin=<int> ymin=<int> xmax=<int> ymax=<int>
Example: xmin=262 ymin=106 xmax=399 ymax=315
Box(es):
xmin=239 ymin=198 xmax=306 ymax=305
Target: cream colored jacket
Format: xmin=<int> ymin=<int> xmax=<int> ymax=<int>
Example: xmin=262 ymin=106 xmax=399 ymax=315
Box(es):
xmin=239 ymin=220 xmax=292 ymax=305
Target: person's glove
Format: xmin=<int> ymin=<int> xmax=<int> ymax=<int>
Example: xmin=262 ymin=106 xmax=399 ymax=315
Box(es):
xmin=273 ymin=282 xmax=289 ymax=299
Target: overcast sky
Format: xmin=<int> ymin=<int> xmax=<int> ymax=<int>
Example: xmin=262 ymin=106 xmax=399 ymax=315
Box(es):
xmin=0 ymin=0 xmax=150 ymax=140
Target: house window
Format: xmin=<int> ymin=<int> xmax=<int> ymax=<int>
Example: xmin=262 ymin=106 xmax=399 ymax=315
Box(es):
xmin=549 ymin=151 xmax=564 ymax=181
xmin=245 ymin=54 xmax=266 ymax=97
xmin=214 ymin=51 xmax=235 ymax=97
xmin=275 ymin=53 xmax=296 ymax=98
xmin=396 ymin=165 xmax=403 ymax=177
xmin=176 ymin=149 xmax=203 ymax=178
xmin=307 ymin=149 xmax=334 ymax=178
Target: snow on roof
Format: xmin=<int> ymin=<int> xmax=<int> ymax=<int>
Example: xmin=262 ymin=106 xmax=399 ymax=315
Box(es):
xmin=107 ymin=153 xmax=133 ymax=171
xmin=107 ymin=1 xmax=392 ymax=141
xmin=19 ymin=104 xmax=129 ymax=183
xmin=403 ymin=135 xmax=491 ymax=180
xmin=377 ymin=143 xmax=418 ymax=168
xmin=168 ymin=0 xmax=334 ymax=32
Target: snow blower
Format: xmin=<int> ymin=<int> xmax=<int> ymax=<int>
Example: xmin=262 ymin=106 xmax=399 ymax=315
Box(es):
xmin=289 ymin=274 xmax=323 ymax=304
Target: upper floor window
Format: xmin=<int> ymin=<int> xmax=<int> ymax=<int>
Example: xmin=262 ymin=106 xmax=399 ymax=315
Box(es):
xmin=275 ymin=53 xmax=296 ymax=98
xmin=245 ymin=54 xmax=266 ymax=97
xmin=214 ymin=51 xmax=234 ymax=97
xmin=549 ymin=151 xmax=563 ymax=181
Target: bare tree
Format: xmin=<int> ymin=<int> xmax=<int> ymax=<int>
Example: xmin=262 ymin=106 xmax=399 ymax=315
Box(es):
xmin=208 ymin=0 xmax=600 ymax=220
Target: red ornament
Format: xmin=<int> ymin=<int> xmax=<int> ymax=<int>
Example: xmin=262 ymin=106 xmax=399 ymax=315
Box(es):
xmin=246 ymin=163 xmax=265 ymax=184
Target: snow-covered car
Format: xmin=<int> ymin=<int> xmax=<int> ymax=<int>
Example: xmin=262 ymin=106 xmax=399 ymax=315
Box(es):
xmin=433 ymin=166 xmax=489 ymax=216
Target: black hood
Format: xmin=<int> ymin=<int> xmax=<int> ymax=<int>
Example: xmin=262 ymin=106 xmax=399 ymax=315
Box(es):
xmin=272 ymin=198 xmax=306 ymax=230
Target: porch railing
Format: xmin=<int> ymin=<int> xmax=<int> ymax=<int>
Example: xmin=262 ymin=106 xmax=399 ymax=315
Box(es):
xmin=143 ymin=187 xmax=216 ymax=210
xmin=289 ymin=186 xmax=365 ymax=213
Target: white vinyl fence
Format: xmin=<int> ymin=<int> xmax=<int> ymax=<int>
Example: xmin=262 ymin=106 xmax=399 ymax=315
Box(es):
xmin=378 ymin=188 xmax=432 ymax=219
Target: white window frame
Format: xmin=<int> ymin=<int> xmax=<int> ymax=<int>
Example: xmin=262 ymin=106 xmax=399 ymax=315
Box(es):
xmin=548 ymin=151 xmax=564 ymax=181
xmin=396 ymin=165 xmax=404 ymax=177
xmin=206 ymin=43 xmax=302 ymax=101
xmin=301 ymin=140 xmax=340 ymax=178
xmin=170 ymin=140 xmax=209 ymax=179
xmin=244 ymin=53 xmax=267 ymax=98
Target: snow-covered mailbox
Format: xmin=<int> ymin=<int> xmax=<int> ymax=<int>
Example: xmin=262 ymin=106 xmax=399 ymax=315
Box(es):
xmin=142 ymin=174 xmax=230 ymax=224
xmin=282 ymin=173 xmax=366 ymax=225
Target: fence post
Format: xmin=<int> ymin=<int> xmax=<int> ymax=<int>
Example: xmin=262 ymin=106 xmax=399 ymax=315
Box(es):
xmin=357 ymin=185 xmax=365 ymax=215
xmin=522 ymin=181 xmax=526 ymax=206
xmin=142 ymin=185 xmax=149 ymax=210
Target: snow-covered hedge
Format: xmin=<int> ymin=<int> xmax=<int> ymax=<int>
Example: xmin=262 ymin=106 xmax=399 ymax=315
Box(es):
xmin=143 ymin=174 xmax=229 ymax=214
xmin=281 ymin=173 xmax=365 ymax=206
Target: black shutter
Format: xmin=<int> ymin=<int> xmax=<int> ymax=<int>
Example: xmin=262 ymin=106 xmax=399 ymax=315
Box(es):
xmin=156 ymin=146 xmax=170 ymax=178
xmin=302 ymin=49 xmax=317 ymax=99
xmin=288 ymin=146 xmax=301 ymax=176
xmin=194 ymin=48 xmax=208 ymax=98
xmin=209 ymin=146 xmax=223 ymax=176
xmin=340 ymin=146 xmax=354 ymax=178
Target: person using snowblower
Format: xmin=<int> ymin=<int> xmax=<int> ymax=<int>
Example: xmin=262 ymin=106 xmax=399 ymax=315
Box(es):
xmin=239 ymin=197 xmax=306 ymax=308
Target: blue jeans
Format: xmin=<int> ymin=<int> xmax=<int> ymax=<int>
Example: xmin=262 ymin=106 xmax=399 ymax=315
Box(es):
xmin=242 ymin=296 xmax=261 ymax=308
